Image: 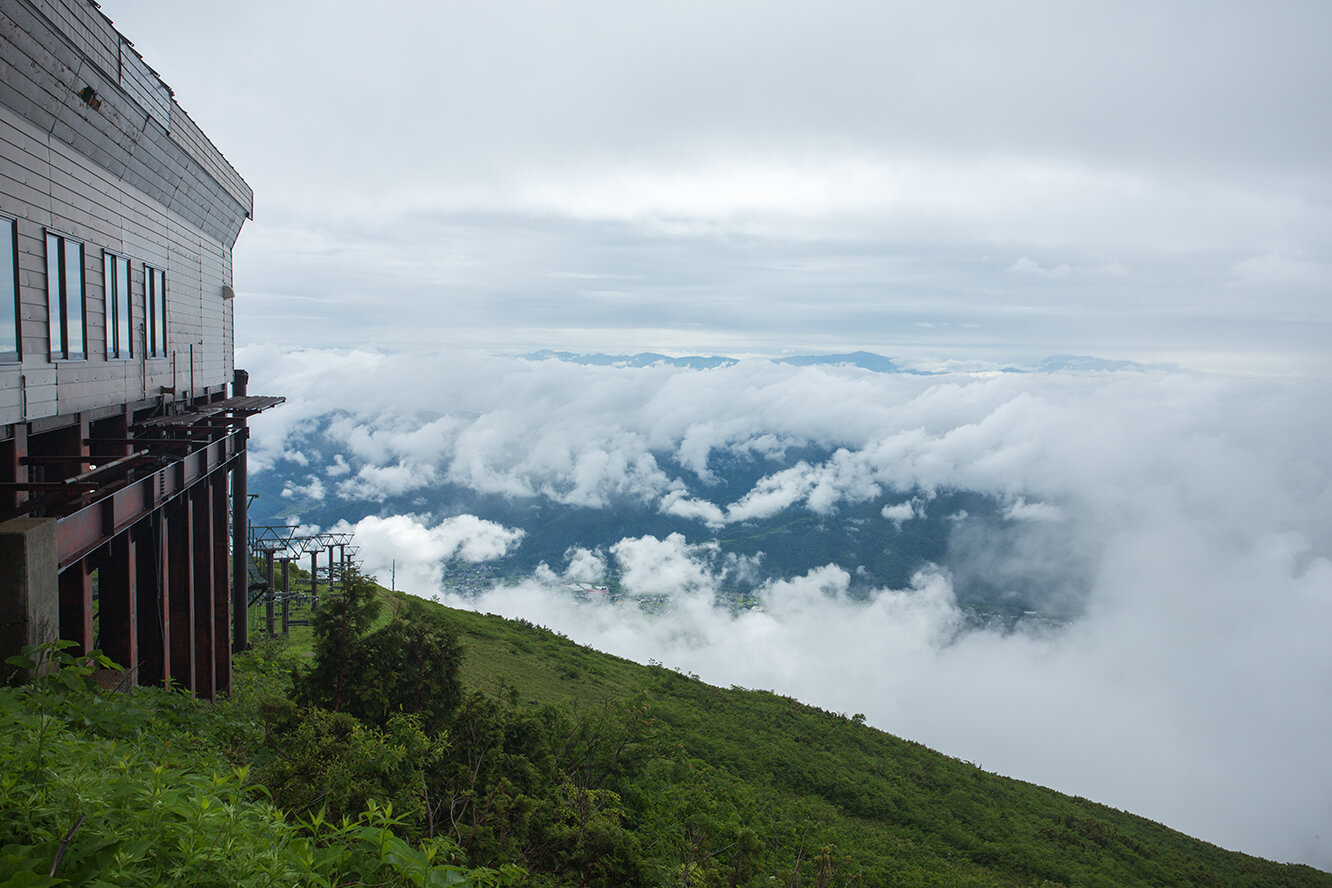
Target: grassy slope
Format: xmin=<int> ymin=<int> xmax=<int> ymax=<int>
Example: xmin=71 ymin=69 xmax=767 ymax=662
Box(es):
xmin=390 ymin=589 xmax=1330 ymax=888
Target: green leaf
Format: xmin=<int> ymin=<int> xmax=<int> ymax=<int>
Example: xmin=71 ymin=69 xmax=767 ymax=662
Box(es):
xmin=0 ymin=872 xmax=62 ymax=888
xmin=424 ymin=866 xmax=472 ymax=888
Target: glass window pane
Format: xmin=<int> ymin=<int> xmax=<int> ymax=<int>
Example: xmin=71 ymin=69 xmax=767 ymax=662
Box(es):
xmin=104 ymin=252 xmax=115 ymax=358
xmin=0 ymin=219 xmax=16 ymax=358
xmin=117 ymin=256 xmax=130 ymax=358
xmin=46 ymin=232 xmax=61 ymax=357
xmin=146 ymin=268 xmax=155 ymax=356
xmin=64 ymin=241 xmax=83 ymax=358
xmin=154 ymin=268 xmax=167 ymax=355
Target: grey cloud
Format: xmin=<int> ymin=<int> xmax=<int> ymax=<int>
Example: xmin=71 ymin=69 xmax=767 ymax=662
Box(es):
xmin=96 ymin=1 xmax=1332 ymax=368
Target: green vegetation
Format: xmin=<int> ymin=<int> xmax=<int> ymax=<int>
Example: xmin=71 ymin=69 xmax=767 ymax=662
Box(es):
xmin=0 ymin=641 xmax=517 ymax=887
xmin=2 ymin=576 xmax=1329 ymax=887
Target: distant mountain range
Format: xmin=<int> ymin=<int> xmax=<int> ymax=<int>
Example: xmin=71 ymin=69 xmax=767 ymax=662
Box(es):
xmin=520 ymin=349 xmax=1161 ymax=374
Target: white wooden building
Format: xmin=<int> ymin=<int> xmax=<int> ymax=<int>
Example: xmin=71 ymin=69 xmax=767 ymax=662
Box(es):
xmin=1 ymin=0 xmax=279 ymax=696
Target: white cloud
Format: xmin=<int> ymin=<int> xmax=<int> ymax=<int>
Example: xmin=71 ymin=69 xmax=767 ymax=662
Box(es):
xmin=335 ymin=514 xmax=524 ymax=595
xmin=1008 ymin=256 xmax=1074 ymax=278
xmin=1002 ymin=497 xmax=1062 ymax=522
xmin=881 ymin=499 xmax=920 ymax=527
xmin=336 ymin=463 xmax=438 ymax=502
xmin=562 ymin=547 xmax=608 ymax=583
xmin=237 ymin=344 xmax=1332 ymax=868
xmin=242 ymin=346 xmax=1332 ymax=869
xmin=610 ymin=533 xmax=717 ymax=600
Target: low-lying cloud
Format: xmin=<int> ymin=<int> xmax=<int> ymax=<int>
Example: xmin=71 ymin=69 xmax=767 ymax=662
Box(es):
xmin=330 ymin=514 xmax=524 ymax=594
xmin=242 ymin=345 xmax=1332 ymax=870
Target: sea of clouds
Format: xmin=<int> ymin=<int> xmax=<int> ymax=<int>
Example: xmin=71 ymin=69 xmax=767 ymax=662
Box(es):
xmin=241 ymin=344 xmax=1331 ymax=870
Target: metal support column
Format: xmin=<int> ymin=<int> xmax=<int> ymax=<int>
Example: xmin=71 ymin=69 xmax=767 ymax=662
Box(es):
xmin=166 ymin=495 xmax=193 ymax=692
xmin=211 ymin=470 xmax=231 ymax=695
xmin=265 ymin=550 xmax=276 ymax=636
xmin=231 ymin=369 xmax=249 ymax=653
xmin=58 ymin=559 xmax=93 ymax=656
xmin=280 ymin=558 xmax=291 ymax=636
xmin=99 ymin=531 xmax=138 ymax=682
xmin=309 ymin=549 xmax=319 ymax=611
xmin=191 ymin=481 xmax=215 ymax=698
xmin=134 ymin=517 xmax=163 ymax=687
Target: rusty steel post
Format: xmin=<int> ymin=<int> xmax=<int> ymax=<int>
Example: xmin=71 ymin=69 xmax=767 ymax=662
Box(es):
xmin=265 ymin=550 xmax=276 ymax=636
xmin=231 ymin=369 xmax=249 ymax=653
xmin=57 ymin=559 xmax=93 ymax=656
xmin=211 ymin=470 xmax=231 ymax=696
xmin=166 ymin=495 xmax=193 ymax=692
xmin=191 ymin=480 xmax=215 ymax=699
xmin=99 ymin=531 xmax=138 ymax=681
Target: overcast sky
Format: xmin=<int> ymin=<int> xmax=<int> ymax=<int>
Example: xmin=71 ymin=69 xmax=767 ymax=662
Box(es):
xmin=105 ymin=0 xmax=1331 ymax=372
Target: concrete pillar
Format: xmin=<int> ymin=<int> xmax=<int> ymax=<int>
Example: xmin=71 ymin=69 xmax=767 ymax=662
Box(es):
xmin=0 ymin=518 xmax=60 ymax=674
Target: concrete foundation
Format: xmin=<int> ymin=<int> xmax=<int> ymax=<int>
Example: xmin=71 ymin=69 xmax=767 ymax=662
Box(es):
xmin=0 ymin=517 xmax=60 ymax=676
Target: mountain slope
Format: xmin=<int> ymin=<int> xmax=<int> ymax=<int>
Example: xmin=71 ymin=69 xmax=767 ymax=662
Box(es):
xmin=404 ymin=591 xmax=1331 ymax=887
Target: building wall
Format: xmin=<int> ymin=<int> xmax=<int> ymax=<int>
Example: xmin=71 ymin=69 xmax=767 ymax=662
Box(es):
xmin=0 ymin=0 xmax=252 ymax=426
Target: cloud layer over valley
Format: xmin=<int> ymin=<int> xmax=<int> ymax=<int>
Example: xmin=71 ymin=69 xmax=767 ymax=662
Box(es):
xmin=244 ymin=345 xmax=1332 ymax=869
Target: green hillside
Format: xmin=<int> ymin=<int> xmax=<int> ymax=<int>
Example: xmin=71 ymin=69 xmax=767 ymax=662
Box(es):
xmin=3 ymin=578 xmax=1328 ymax=887
xmin=402 ymin=589 xmax=1328 ymax=887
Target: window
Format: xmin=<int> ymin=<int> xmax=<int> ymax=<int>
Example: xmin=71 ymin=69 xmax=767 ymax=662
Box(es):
xmin=1 ymin=217 xmax=17 ymax=361
xmin=45 ymin=231 xmax=85 ymax=360
xmin=146 ymin=264 xmax=166 ymax=357
xmin=103 ymin=251 xmax=131 ymax=359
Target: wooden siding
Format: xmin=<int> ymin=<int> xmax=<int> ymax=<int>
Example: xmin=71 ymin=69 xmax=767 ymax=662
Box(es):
xmin=167 ymin=100 xmax=252 ymax=222
xmin=1 ymin=0 xmax=248 ymax=426
xmin=116 ymin=40 xmax=169 ymax=129
xmin=0 ymin=1 xmax=252 ymax=247
xmin=43 ymin=0 xmax=117 ymax=80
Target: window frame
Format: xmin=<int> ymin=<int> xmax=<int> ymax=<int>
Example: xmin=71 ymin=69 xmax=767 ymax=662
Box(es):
xmin=146 ymin=264 xmax=166 ymax=358
xmin=45 ymin=230 xmax=86 ymax=361
xmin=103 ymin=250 xmax=132 ymax=360
xmin=1 ymin=216 xmax=18 ymax=362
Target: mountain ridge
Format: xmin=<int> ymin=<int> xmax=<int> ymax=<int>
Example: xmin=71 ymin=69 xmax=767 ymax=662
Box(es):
xmin=518 ymin=349 xmax=1163 ymax=374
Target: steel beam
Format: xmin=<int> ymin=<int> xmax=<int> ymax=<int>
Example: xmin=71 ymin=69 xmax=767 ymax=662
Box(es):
xmin=55 ymin=431 xmax=238 ymax=569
